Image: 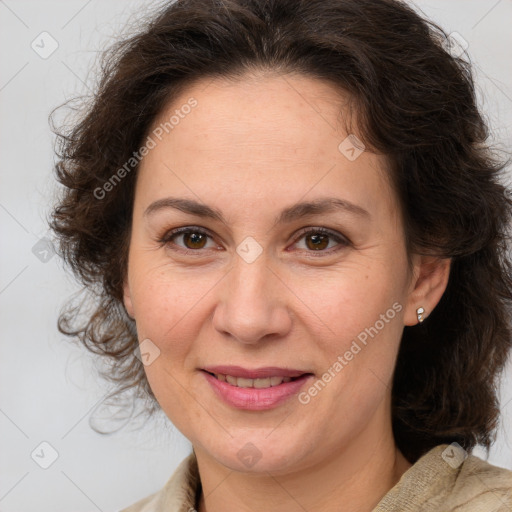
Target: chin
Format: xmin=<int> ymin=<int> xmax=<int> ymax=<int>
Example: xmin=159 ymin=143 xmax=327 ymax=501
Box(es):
xmin=199 ymin=434 xmax=312 ymax=475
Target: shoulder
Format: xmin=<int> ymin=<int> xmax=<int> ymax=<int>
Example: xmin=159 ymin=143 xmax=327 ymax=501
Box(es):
xmin=447 ymin=447 xmax=512 ymax=511
xmin=118 ymin=452 xmax=200 ymax=512
xmin=374 ymin=444 xmax=512 ymax=512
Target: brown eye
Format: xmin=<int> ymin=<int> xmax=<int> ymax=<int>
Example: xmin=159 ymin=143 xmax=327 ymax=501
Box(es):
xmin=182 ymin=232 xmax=208 ymax=249
xmin=304 ymin=233 xmax=330 ymax=251
xmin=159 ymin=226 xmax=218 ymax=253
xmin=292 ymin=227 xmax=349 ymax=254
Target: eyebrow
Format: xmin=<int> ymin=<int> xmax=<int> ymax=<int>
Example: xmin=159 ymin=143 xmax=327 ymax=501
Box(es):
xmin=143 ymin=196 xmax=371 ymax=225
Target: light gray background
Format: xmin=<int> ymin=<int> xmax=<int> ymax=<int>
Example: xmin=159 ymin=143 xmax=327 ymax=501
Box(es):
xmin=1 ymin=1 xmax=511 ymax=511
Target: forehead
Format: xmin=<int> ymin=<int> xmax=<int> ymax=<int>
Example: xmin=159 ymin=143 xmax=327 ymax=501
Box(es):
xmin=151 ymin=71 xmax=355 ymax=154
xmin=136 ymin=72 xmax=396 ymax=223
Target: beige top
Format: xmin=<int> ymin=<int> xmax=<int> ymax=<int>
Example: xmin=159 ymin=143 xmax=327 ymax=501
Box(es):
xmin=120 ymin=444 xmax=512 ymax=512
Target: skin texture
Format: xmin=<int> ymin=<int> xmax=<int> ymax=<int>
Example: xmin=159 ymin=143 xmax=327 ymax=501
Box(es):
xmin=123 ymin=71 xmax=451 ymax=512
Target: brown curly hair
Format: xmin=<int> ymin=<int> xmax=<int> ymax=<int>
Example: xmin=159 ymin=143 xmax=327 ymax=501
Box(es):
xmin=49 ymin=0 xmax=512 ymax=463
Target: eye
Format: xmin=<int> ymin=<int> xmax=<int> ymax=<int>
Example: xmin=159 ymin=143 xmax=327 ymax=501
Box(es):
xmin=290 ymin=227 xmax=350 ymax=255
xmin=158 ymin=225 xmax=350 ymax=256
xmin=158 ymin=226 xmax=220 ymax=254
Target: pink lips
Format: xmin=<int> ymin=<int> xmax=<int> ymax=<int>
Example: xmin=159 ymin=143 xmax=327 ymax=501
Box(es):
xmin=201 ymin=366 xmax=314 ymax=410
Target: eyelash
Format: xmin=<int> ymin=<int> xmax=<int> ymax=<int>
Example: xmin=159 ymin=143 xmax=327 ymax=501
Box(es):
xmin=157 ymin=225 xmax=350 ymax=257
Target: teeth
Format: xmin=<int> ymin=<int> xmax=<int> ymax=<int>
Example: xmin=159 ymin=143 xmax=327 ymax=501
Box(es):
xmin=270 ymin=376 xmax=286 ymax=386
xmin=226 ymin=375 xmax=237 ymax=386
xmin=214 ymin=373 xmax=293 ymax=388
xmin=236 ymin=377 xmax=254 ymax=388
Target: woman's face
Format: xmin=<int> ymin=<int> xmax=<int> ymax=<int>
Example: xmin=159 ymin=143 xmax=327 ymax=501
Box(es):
xmin=123 ymin=72 xmax=422 ymax=474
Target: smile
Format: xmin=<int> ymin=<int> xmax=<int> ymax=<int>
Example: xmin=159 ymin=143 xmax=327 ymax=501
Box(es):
xmin=207 ymin=372 xmax=298 ymax=388
xmin=201 ymin=370 xmax=314 ymax=410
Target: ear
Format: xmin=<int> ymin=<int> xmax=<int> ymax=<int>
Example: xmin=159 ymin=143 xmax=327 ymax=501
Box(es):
xmin=403 ymin=255 xmax=451 ymax=326
xmin=123 ymin=275 xmax=135 ymax=319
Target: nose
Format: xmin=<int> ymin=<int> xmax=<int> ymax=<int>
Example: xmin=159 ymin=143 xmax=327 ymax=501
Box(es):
xmin=212 ymin=252 xmax=293 ymax=345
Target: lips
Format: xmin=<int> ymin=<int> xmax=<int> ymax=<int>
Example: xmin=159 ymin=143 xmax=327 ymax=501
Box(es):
xmin=202 ymin=370 xmax=315 ymax=410
xmin=202 ymin=365 xmax=312 ymax=379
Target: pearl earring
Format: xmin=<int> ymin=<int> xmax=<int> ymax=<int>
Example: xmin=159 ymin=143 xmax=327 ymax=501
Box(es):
xmin=416 ymin=307 xmax=425 ymax=323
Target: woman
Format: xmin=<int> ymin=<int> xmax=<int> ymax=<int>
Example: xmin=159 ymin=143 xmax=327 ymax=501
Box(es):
xmin=49 ymin=0 xmax=512 ymax=510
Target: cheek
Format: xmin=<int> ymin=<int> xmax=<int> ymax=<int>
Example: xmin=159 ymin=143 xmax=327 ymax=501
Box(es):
xmin=306 ymin=268 xmax=404 ymax=381
xmin=131 ymin=270 xmax=205 ymax=416
xmin=302 ymin=266 xmax=399 ymax=335
xmin=129 ymin=263 xmax=223 ymax=357
xmin=310 ymin=277 xmax=403 ymax=420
